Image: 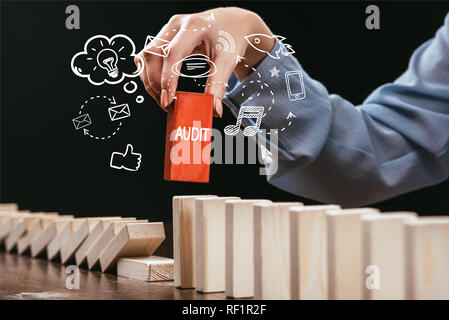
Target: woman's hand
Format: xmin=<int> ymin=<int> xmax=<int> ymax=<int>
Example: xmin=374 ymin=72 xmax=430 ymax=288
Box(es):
xmin=135 ymin=7 xmax=275 ymax=117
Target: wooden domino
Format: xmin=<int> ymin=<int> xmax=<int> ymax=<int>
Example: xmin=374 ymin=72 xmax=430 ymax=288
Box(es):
xmin=225 ymin=199 xmax=271 ymax=298
xmin=117 ymin=256 xmax=174 ymax=282
xmin=47 ymin=218 xmax=86 ymax=261
xmin=172 ymin=195 xmax=217 ymax=288
xmin=326 ymin=208 xmax=379 ymax=300
xmin=30 ymin=216 xmax=74 ymax=258
xmin=99 ymin=222 xmax=165 ymax=272
xmin=195 ymin=196 xmax=240 ymax=293
xmin=289 ymin=205 xmax=341 ymax=300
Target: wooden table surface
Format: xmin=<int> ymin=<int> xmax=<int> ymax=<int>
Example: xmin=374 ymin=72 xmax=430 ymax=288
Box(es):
xmin=0 ymin=252 xmax=226 ymax=300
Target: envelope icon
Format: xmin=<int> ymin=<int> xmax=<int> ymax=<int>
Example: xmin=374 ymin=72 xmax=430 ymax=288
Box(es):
xmin=72 ymin=113 xmax=92 ymax=130
xmin=144 ymin=35 xmax=171 ymax=58
xmin=108 ymin=103 xmax=131 ymax=122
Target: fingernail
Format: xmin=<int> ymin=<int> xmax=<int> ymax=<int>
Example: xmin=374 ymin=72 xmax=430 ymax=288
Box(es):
xmin=215 ymin=97 xmax=223 ymax=118
xmin=160 ymin=89 xmax=168 ymax=109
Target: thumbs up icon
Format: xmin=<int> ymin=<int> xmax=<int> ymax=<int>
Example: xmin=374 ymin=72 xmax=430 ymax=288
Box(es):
xmin=110 ymin=144 xmax=142 ymax=171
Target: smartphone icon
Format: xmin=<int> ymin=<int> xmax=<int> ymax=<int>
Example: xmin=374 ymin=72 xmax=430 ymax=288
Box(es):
xmin=285 ymin=70 xmax=306 ymax=101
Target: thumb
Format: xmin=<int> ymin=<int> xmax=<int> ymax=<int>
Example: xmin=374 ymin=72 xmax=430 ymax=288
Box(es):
xmin=124 ymin=144 xmax=134 ymax=155
xmin=204 ymin=53 xmax=235 ymax=118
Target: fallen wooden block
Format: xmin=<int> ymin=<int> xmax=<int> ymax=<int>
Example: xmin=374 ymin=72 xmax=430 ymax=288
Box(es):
xmin=75 ymin=218 xmax=136 ymax=266
xmin=17 ymin=214 xmax=64 ymax=255
xmin=30 ymin=216 xmax=74 ymax=258
xmin=362 ymin=212 xmax=417 ymax=300
xmin=86 ymin=220 xmax=148 ymax=270
xmin=173 ymin=195 xmax=217 ymax=288
xmin=5 ymin=213 xmax=58 ymax=252
xmin=47 ymin=218 xmax=86 ymax=261
xmin=253 ymin=202 xmax=303 ymax=300
xmin=289 ymin=205 xmax=341 ymax=300
xmin=0 ymin=203 xmax=18 ymax=211
xmin=326 ymin=208 xmax=380 ymax=300
xmin=99 ymin=222 xmax=165 ymax=272
xmin=0 ymin=211 xmax=31 ymax=244
xmin=117 ymin=256 xmax=174 ymax=281
xmin=195 ymin=196 xmax=240 ymax=293
xmin=60 ymin=217 xmax=122 ymax=264
xmin=225 ymin=199 xmax=271 ymax=299
xmin=405 ymin=218 xmax=449 ymax=299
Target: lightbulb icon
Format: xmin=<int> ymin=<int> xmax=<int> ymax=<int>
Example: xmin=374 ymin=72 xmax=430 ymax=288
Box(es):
xmin=97 ymin=48 xmax=119 ymax=78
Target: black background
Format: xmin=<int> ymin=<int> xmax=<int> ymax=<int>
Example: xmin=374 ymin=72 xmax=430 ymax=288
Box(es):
xmin=1 ymin=1 xmax=448 ymax=221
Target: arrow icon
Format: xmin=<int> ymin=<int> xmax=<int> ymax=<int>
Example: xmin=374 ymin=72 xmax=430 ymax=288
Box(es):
xmin=236 ymin=55 xmax=245 ymax=64
xmin=83 ymin=128 xmax=90 ymax=136
xmin=110 ymin=96 xmax=117 ymax=105
xmin=287 ymin=112 xmax=296 ymax=119
xmin=260 ymin=145 xmax=273 ymax=164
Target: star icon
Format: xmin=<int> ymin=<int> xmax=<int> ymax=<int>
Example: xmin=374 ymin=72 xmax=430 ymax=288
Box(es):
xmin=269 ymin=66 xmax=280 ymax=78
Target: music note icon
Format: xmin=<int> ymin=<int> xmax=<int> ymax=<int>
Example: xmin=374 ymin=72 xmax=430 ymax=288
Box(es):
xmin=224 ymin=106 xmax=265 ymax=137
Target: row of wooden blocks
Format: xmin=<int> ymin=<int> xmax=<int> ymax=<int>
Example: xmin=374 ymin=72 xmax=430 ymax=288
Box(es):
xmin=173 ymin=195 xmax=449 ymax=300
xmin=0 ymin=203 xmax=172 ymax=280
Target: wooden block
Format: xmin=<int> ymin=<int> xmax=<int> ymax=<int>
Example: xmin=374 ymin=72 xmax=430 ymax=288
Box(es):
xmin=173 ymin=195 xmax=217 ymax=288
xmin=117 ymin=256 xmax=174 ymax=281
xmin=17 ymin=215 xmax=64 ymax=255
xmin=195 ymin=196 xmax=240 ymax=293
xmin=0 ymin=211 xmax=30 ymax=242
xmin=30 ymin=216 xmax=73 ymax=257
xmin=75 ymin=218 xmax=136 ymax=266
xmin=60 ymin=217 xmax=122 ymax=264
xmin=289 ymin=205 xmax=341 ymax=300
xmin=5 ymin=213 xmax=56 ymax=252
xmin=326 ymin=208 xmax=380 ymax=300
xmin=164 ymin=91 xmax=214 ymax=183
xmin=99 ymin=222 xmax=165 ymax=272
xmin=253 ymin=202 xmax=303 ymax=300
xmin=225 ymin=199 xmax=271 ymax=298
xmin=86 ymin=220 xmax=148 ymax=270
xmin=362 ymin=213 xmax=417 ymax=300
xmin=47 ymin=218 xmax=86 ymax=261
xmin=0 ymin=203 xmax=18 ymax=211
xmin=405 ymin=219 xmax=449 ymax=299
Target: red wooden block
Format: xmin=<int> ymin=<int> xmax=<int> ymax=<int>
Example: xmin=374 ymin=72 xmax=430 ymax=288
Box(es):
xmin=164 ymin=91 xmax=214 ymax=183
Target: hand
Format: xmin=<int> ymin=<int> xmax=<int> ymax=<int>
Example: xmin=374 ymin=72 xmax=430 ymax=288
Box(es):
xmin=110 ymin=144 xmax=142 ymax=171
xmin=135 ymin=7 xmax=275 ymax=117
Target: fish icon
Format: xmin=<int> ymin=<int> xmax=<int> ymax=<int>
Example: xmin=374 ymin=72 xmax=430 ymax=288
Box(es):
xmin=244 ymin=33 xmax=295 ymax=59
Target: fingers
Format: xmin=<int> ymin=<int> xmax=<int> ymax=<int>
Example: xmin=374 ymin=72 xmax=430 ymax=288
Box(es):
xmin=204 ymin=53 xmax=236 ymax=118
xmin=160 ymin=17 xmax=204 ymax=109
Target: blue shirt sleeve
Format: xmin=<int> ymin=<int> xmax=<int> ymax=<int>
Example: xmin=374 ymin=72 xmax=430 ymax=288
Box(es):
xmin=222 ymin=15 xmax=449 ymax=206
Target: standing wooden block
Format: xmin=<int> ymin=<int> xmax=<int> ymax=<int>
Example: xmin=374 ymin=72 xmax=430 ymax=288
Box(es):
xmin=195 ymin=196 xmax=240 ymax=293
xmin=164 ymin=92 xmax=214 ymax=183
xmin=75 ymin=218 xmax=136 ymax=266
xmin=86 ymin=220 xmax=148 ymax=270
xmin=362 ymin=213 xmax=417 ymax=300
xmin=0 ymin=203 xmax=18 ymax=211
xmin=173 ymin=195 xmax=217 ymax=288
xmin=99 ymin=222 xmax=165 ymax=272
xmin=405 ymin=219 xmax=449 ymax=299
xmin=30 ymin=216 xmax=74 ymax=257
xmin=253 ymin=202 xmax=302 ymax=300
xmin=326 ymin=208 xmax=379 ymax=300
xmin=225 ymin=199 xmax=271 ymax=298
xmin=17 ymin=214 xmax=63 ymax=255
xmin=117 ymin=256 xmax=174 ymax=282
xmin=289 ymin=205 xmax=341 ymax=300
xmin=47 ymin=218 xmax=85 ymax=261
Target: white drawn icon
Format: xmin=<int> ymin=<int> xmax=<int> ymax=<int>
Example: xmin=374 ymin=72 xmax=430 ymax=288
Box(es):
xmin=172 ymin=54 xmax=217 ymax=79
xmin=72 ymin=114 xmax=92 ymax=130
xmin=206 ymin=12 xmax=215 ymax=21
xmin=71 ymin=34 xmax=144 ymax=86
xmin=97 ymin=49 xmax=119 ymax=78
xmin=110 ymin=144 xmax=142 ymax=171
xmin=260 ymin=145 xmax=273 ymax=164
xmin=216 ymin=30 xmax=236 ymax=53
xmin=287 ymin=112 xmax=296 ymax=119
xmin=108 ymin=103 xmax=131 ymax=121
xmin=269 ymin=66 xmax=280 ymax=77
xmin=235 ymin=55 xmax=245 ymax=64
xmin=144 ymin=35 xmax=171 ymax=58
xmin=285 ymin=70 xmax=306 ymax=101
xmin=224 ymin=106 xmax=264 ymax=137
xmin=244 ymin=33 xmax=295 ymax=60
